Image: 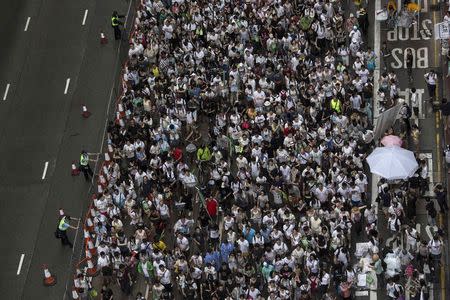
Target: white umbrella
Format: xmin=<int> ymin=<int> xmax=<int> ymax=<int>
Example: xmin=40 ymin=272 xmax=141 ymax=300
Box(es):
xmin=366 ymin=146 xmax=418 ymax=180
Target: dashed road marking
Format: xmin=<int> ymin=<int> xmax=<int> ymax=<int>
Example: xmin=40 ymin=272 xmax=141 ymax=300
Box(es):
xmin=82 ymin=10 xmax=88 ymax=26
xmin=16 ymin=254 xmax=25 ymax=275
xmin=2 ymin=83 xmax=10 ymax=100
xmin=64 ymin=78 xmax=70 ymax=94
xmin=24 ymin=17 xmax=31 ymax=32
xmin=42 ymin=161 xmax=49 ymax=180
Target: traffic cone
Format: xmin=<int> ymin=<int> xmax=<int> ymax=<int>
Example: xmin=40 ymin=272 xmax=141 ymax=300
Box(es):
xmin=85 ymin=249 xmax=92 ymax=259
xmin=89 ymin=206 xmax=96 ymax=218
xmin=102 ymin=165 xmax=109 ymax=178
xmin=71 ymin=162 xmax=80 ymax=176
xmin=107 ymin=144 xmax=114 ymax=155
xmin=115 ymin=112 xmax=121 ymax=125
xmin=99 ymin=174 xmax=107 ymax=188
xmin=100 ymin=31 xmax=108 ymax=44
xmin=81 ymin=104 xmax=91 ymax=118
xmin=43 ymin=265 xmax=57 ymax=286
xmin=87 ymin=238 xmax=97 ymax=256
xmin=83 ymin=229 xmax=90 ymax=242
xmin=86 ymin=259 xmax=99 ymax=277
xmin=85 ymin=217 xmax=94 ymax=232
xmin=118 ymin=103 xmax=125 ymax=118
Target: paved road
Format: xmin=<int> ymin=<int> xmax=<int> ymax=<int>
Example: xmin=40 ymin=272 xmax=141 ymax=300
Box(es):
xmin=0 ymin=0 xmax=135 ymax=299
xmin=372 ymin=0 xmax=448 ymax=299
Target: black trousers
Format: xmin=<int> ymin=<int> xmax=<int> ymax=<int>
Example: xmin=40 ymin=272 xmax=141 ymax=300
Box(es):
xmin=80 ymin=164 xmax=93 ymax=181
xmin=58 ymin=229 xmax=73 ymax=247
xmin=427 ymin=83 xmax=436 ymax=99
xmin=113 ymin=26 xmax=121 ymax=40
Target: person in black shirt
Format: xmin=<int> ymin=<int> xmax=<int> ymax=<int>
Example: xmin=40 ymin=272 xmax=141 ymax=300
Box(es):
xmin=434 ymin=184 xmax=449 ymax=213
xmin=441 ymin=98 xmax=450 ymax=131
xmin=425 ymin=198 xmax=437 ymax=226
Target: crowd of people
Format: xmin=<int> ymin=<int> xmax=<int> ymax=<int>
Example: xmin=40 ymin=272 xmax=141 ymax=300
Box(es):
xmin=70 ymin=0 xmax=446 ymax=299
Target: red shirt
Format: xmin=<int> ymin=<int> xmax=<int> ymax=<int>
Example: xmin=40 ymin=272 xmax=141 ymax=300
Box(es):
xmin=206 ymin=198 xmax=218 ymax=217
xmin=171 ymin=147 xmax=183 ymax=161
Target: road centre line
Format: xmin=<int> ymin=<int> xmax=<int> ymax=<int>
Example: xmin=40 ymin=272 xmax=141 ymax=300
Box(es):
xmin=2 ymin=83 xmax=10 ymax=100
xmin=82 ymin=10 xmax=88 ymax=26
xmin=41 ymin=161 xmax=48 ymax=180
xmin=16 ymin=254 xmax=25 ymax=275
xmin=64 ymin=78 xmax=70 ymax=94
xmin=24 ymin=17 xmax=31 ymax=32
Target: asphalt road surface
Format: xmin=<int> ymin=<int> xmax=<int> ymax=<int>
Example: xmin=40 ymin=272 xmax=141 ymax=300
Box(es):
xmin=0 ymin=0 xmax=135 ymax=299
xmin=372 ymin=0 xmax=448 ymax=298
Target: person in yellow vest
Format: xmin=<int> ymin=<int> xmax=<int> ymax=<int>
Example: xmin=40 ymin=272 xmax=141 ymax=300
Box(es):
xmin=330 ymin=98 xmax=342 ymax=114
xmin=80 ymin=150 xmax=94 ymax=182
xmin=111 ymin=11 xmax=125 ymax=40
xmin=55 ymin=215 xmax=79 ymax=248
xmin=197 ymin=145 xmax=212 ymax=161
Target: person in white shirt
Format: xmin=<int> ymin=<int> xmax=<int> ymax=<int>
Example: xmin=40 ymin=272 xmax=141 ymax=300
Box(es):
xmin=176 ymin=233 xmax=190 ymax=252
xmin=236 ymin=236 xmax=250 ymax=254
xmin=248 ymin=286 xmax=261 ymax=299
xmin=428 ymin=235 xmax=443 ymax=261
xmin=424 ymin=70 xmax=437 ymax=100
xmin=410 ymin=87 xmax=420 ymax=117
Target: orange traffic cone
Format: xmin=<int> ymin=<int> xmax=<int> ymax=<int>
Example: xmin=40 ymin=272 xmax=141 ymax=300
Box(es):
xmin=102 ymin=164 xmax=109 ymax=176
xmin=118 ymin=103 xmax=125 ymax=118
xmin=83 ymin=229 xmax=90 ymax=242
xmin=81 ymin=105 xmax=91 ymax=118
xmin=87 ymin=238 xmax=97 ymax=256
xmin=71 ymin=162 xmax=80 ymax=176
xmin=89 ymin=206 xmax=96 ymax=218
xmin=86 ymin=259 xmax=99 ymax=277
xmin=85 ymin=249 xmax=92 ymax=259
xmin=98 ymin=174 xmax=107 ymax=188
xmin=107 ymin=144 xmax=114 ymax=155
xmin=85 ymin=217 xmax=94 ymax=232
xmin=43 ymin=265 xmax=57 ymax=286
xmin=100 ymin=31 xmax=108 ymax=44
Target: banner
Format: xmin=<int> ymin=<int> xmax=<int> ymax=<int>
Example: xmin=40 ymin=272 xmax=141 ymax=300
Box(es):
xmin=373 ymin=104 xmax=402 ymax=141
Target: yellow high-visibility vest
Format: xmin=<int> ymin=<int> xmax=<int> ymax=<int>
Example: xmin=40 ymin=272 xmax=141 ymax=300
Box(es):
xmin=331 ymin=99 xmax=342 ymax=113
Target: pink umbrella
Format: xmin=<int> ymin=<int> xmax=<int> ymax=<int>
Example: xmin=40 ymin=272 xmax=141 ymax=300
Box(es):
xmin=381 ymin=135 xmax=403 ymax=147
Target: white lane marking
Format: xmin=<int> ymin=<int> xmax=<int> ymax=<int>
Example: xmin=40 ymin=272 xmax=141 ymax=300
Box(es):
xmin=62 ymin=0 xmax=134 ymax=298
xmin=42 ymin=161 xmax=49 ymax=179
xmin=64 ymin=78 xmax=70 ymax=94
xmin=16 ymin=254 xmax=25 ymax=275
xmin=145 ymin=283 xmax=150 ymax=299
xmin=2 ymin=83 xmax=10 ymax=100
xmin=24 ymin=17 xmax=31 ymax=31
xmin=82 ymin=10 xmax=88 ymax=26
xmin=124 ymin=0 xmax=133 ymax=29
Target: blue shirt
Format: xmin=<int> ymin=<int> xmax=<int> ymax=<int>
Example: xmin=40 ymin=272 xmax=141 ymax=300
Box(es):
xmin=243 ymin=226 xmax=256 ymax=243
xmin=220 ymin=242 xmax=234 ymax=263
xmin=204 ymin=251 xmax=220 ymax=270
